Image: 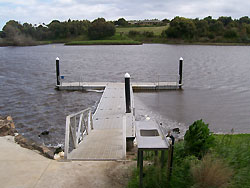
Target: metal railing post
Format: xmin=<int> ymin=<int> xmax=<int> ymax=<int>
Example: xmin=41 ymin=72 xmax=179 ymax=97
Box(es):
xmin=90 ymin=111 xmax=93 ymax=130
xmin=64 ymin=116 xmax=70 ymax=159
xmin=88 ymin=110 xmax=92 ymax=132
xmin=64 ymin=108 xmax=93 ymax=159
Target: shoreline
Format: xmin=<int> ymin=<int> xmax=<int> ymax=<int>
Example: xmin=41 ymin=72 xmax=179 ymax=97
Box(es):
xmin=0 ymin=115 xmax=55 ymax=159
xmin=1 ymin=40 xmax=250 ymax=47
xmin=64 ymin=40 xmax=142 ymax=45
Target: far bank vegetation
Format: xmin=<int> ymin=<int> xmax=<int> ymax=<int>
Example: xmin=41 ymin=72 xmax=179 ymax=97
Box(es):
xmin=1 ymin=16 xmax=250 ymax=46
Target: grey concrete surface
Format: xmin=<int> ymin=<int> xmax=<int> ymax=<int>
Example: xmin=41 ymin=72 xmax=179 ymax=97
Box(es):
xmin=0 ymin=136 xmax=132 ymax=188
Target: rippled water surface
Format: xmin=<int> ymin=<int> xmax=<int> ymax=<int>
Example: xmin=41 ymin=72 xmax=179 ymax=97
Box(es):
xmin=0 ymin=44 xmax=250 ymax=146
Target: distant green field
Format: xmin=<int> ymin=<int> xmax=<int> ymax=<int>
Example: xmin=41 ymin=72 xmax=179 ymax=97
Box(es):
xmin=65 ymin=40 xmax=142 ymax=45
xmin=116 ymin=26 xmax=169 ymax=36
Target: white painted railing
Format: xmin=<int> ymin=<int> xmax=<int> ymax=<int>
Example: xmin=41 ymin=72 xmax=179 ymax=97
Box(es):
xmin=64 ymin=108 xmax=93 ymax=159
xmin=59 ymin=74 xmax=85 ymax=86
xmin=156 ymin=74 xmax=180 ymax=86
xmin=130 ymin=84 xmax=136 ymax=137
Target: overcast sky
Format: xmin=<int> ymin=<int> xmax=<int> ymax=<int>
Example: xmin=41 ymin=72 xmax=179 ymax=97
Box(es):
xmin=1 ymin=0 xmax=250 ymax=30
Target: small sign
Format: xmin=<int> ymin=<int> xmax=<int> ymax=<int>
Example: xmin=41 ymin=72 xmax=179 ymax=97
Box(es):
xmin=61 ymin=76 xmax=64 ymax=79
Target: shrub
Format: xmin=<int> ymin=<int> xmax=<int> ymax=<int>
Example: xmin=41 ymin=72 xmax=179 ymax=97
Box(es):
xmin=128 ymin=30 xmax=140 ymax=37
xmin=191 ymin=154 xmax=232 ymax=188
xmin=143 ymin=31 xmax=154 ymax=37
xmin=224 ymin=30 xmax=238 ymax=38
xmin=184 ymin=119 xmax=214 ymax=158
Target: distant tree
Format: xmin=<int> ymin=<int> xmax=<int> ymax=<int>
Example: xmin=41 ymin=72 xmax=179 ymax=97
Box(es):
xmin=209 ymin=20 xmax=224 ymax=35
xmin=218 ymin=16 xmax=232 ymax=27
xmin=162 ymin=18 xmax=170 ymax=24
xmin=239 ymin=16 xmax=250 ymax=24
xmin=194 ymin=19 xmax=209 ymax=37
xmin=22 ymin=23 xmax=36 ymax=38
xmin=0 ymin=31 xmax=4 ymax=38
xmin=165 ymin=17 xmax=196 ymax=39
xmin=1 ymin=20 xmax=37 ymax=45
xmin=48 ymin=20 xmax=68 ymax=39
xmin=2 ymin=20 xmax=22 ymax=39
xmin=224 ymin=29 xmax=238 ymax=38
xmin=244 ymin=24 xmax=250 ymax=35
xmin=115 ymin=18 xmax=128 ymax=26
xmin=88 ymin=18 xmax=115 ymax=39
xmin=204 ymin=16 xmax=215 ymax=24
xmin=35 ymin=25 xmax=49 ymax=40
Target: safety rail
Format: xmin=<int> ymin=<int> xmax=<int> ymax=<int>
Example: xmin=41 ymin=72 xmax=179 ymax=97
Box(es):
xmin=59 ymin=74 xmax=85 ymax=86
xmin=64 ymin=108 xmax=93 ymax=159
xmin=156 ymin=74 xmax=180 ymax=86
xmin=130 ymin=84 xmax=136 ymax=137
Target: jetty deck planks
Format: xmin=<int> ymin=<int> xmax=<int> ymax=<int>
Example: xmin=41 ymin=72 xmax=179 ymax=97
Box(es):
xmin=57 ymin=81 xmax=181 ymax=91
xmin=63 ymin=81 xmax=181 ymax=160
xmin=68 ymin=83 xmax=129 ymax=160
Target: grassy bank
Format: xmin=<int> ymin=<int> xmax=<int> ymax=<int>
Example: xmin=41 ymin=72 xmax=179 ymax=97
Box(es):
xmin=116 ymin=26 xmax=169 ymax=36
xmin=65 ymin=40 xmax=142 ymax=45
xmin=127 ymin=134 xmax=250 ymax=188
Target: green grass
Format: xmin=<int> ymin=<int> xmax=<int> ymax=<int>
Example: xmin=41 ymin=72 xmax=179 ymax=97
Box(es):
xmin=127 ymin=134 xmax=250 ymax=188
xmin=65 ymin=40 xmax=142 ymax=45
xmin=213 ymin=134 xmax=250 ymax=187
xmin=116 ymin=26 xmax=169 ymax=36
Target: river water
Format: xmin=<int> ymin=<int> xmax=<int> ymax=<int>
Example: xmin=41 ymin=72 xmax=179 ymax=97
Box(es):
xmin=0 ymin=44 xmax=249 ymax=146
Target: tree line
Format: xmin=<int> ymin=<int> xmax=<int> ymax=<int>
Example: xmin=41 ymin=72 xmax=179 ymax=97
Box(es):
xmin=1 ymin=16 xmax=250 ymax=45
xmin=162 ymin=16 xmax=250 ymax=43
xmin=0 ymin=18 xmax=115 ymax=45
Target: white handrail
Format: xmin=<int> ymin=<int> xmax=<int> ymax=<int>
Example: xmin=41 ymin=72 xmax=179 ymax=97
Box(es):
xmin=64 ymin=108 xmax=93 ymax=159
xmin=156 ymin=74 xmax=180 ymax=87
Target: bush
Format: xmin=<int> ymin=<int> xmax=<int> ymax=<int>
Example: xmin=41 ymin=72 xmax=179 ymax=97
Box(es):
xmin=128 ymin=30 xmax=140 ymax=37
xmin=224 ymin=30 xmax=238 ymax=38
xmin=184 ymin=119 xmax=214 ymax=158
xmin=143 ymin=31 xmax=154 ymax=37
xmin=191 ymin=154 xmax=232 ymax=188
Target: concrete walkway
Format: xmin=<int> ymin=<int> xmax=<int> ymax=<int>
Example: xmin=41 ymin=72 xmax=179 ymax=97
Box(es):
xmin=0 ymin=136 xmax=134 ymax=188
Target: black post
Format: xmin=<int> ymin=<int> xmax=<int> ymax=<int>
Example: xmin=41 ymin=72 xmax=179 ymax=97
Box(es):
xmin=139 ymin=150 xmax=143 ymax=188
xmin=179 ymin=57 xmax=183 ymax=88
xmin=161 ymin=151 xmax=165 ymax=168
xmin=169 ymin=135 xmax=175 ymax=176
xmin=56 ymin=57 xmax=60 ymax=85
xmin=125 ymin=73 xmax=131 ymax=113
xmin=154 ymin=150 xmax=158 ymax=165
xmin=137 ymin=150 xmax=140 ymax=168
xmin=167 ymin=135 xmax=175 ymax=181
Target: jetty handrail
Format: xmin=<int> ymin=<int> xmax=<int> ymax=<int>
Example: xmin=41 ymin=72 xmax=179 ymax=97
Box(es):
xmin=156 ymin=74 xmax=179 ymax=86
xmin=130 ymin=84 xmax=135 ymax=114
xmin=64 ymin=108 xmax=93 ymax=159
xmin=59 ymin=73 xmax=86 ymax=86
xmin=130 ymin=84 xmax=136 ymax=136
xmin=156 ymin=74 xmax=179 ymax=81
